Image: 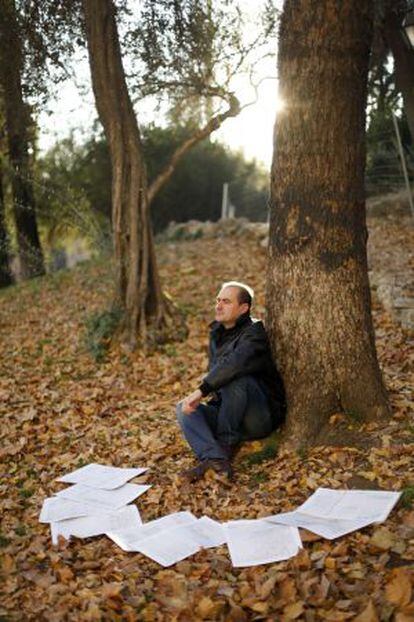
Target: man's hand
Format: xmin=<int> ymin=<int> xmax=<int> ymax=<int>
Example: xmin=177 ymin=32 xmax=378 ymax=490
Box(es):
xmin=181 ymin=389 xmax=203 ymax=414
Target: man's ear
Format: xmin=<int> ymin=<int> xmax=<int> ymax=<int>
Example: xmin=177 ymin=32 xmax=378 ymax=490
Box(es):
xmin=240 ymin=303 xmax=249 ymax=315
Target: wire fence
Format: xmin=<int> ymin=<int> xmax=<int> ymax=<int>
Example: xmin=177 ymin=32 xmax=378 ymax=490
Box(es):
xmin=222 ymin=117 xmax=414 ymax=222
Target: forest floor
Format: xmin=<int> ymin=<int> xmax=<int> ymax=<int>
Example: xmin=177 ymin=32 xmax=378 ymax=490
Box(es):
xmin=0 ymin=213 xmax=413 ymax=621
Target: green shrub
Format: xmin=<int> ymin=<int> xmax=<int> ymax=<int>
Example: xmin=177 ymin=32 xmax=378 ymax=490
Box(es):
xmin=401 ymin=485 xmax=414 ymax=508
xmin=85 ymin=307 xmax=122 ymax=362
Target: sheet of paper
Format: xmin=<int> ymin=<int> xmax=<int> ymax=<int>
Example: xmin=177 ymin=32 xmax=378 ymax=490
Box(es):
xmin=224 ymin=519 xmax=302 ymax=567
xmin=57 ymin=463 xmax=148 ymax=490
xmin=131 ymin=524 xmax=201 ymax=567
xmin=56 ymin=482 xmax=151 ymax=509
xmin=51 ymin=505 xmax=142 ymax=544
xmin=40 ymin=496 xmax=115 ymax=523
xmin=107 ymin=511 xmax=197 ymax=552
xmin=186 ymin=516 xmax=226 ymax=548
xmin=297 ymin=488 xmax=401 ymax=522
xmin=266 ymin=512 xmax=375 ymax=540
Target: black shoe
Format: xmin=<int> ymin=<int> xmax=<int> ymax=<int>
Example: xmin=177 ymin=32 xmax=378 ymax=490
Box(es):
xmin=180 ymin=459 xmax=233 ymax=482
xmin=219 ymin=443 xmax=241 ymax=462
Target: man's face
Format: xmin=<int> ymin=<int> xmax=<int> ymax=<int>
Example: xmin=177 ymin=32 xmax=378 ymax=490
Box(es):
xmin=215 ymin=286 xmax=248 ymax=328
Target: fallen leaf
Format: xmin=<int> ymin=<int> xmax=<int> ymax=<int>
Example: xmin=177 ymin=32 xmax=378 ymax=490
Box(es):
xmin=196 ymin=596 xmax=224 ymax=619
xmin=282 ymin=601 xmax=304 ymax=620
xmin=385 ymin=568 xmax=412 ymax=607
xmin=370 ymin=527 xmax=395 ymax=550
xmin=56 ymin=566 xmax=74 ymax=583
xmin=353 ymin=600 xmax=379 ymax=622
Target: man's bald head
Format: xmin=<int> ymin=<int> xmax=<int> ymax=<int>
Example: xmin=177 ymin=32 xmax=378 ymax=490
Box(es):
xmin=221 ymin=281 xmax=254 ymax=311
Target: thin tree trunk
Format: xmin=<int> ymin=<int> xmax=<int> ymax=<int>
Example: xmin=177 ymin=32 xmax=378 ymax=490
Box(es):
xmin=384 ymin=5 xmax=414 ymax=141
xmin=82 ymin=0 xmax=177 ymax=348
xmin=0 ymin=0 xmax=45 ymax=279
xmin=266 ymin=0 xmax=390 ymax=448
xmin=0 ymin=159 xmax=13 ymax=287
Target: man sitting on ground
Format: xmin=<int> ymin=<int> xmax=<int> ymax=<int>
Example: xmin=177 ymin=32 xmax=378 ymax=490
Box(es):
xmin=176 ymin=280 xmax=285 ymax=482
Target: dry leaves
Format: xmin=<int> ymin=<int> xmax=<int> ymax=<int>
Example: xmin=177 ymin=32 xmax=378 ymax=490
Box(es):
xmin=0 ymin=218 xmax=413 ymax=620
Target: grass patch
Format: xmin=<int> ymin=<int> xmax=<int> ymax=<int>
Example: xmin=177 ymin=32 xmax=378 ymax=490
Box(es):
xmin=400 ymin=485 xmax=414 ymax=508
xmin=14 ymin=526 xmax=26 ymax=536
xmin=244 ymin=436 xmax=279 ymax=466
xmin=345 ymin=409 xmax=364 ymax=424
xmin=297 ymin=446 xmax=308 ymax=461
xmin=0 ymin=534 xmax=10 ymax=547
xmin=84 ymin=307 xmax=122 ymax=362
xmin=249 ymin=471 xmax=269 ymax=485
xmin=18 ymin=488 xmax=34 ymax=499
xmin=163 ymin=344 xmax=178 ymax=358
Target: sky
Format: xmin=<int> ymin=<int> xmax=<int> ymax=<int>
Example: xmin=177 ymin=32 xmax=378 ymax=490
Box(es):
xmin=37 ymin=1 xmax=284 ymax=169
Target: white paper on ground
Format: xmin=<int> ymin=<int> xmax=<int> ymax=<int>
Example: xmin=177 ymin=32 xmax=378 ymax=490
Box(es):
xmin=297 ymin=488 xmax=401 ymax=522
xmin=186 ymin=516 xmax=226 ymax=549
xmin=51 ymin=505 xmax=142 ymax=544
xmin=266 ymin=511 xmax=376 ymax=540
xmin=224 ymin=519 xmax=302 ymax=567
xmin=40 ymin=496 xmax=115 ymax=523
xmin=107 ymin=511 xmax=197 ymax=552
xmin=57 ymin=463 xmax=148 ymax=490
xmin=56 ymin=482 xmax=151 ymax=509
xmin=131 ymin=523 xmax=201 ymax=567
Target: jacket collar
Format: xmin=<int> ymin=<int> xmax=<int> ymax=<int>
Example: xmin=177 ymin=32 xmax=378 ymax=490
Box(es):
xmin=209 ymin=311 xmax=252 ymax=334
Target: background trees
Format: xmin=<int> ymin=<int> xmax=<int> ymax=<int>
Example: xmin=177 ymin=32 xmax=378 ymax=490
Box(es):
xmin=0 ymin=0 xmax=79 ymax=282
xmin=81 ymin=0 xmax=276 ymax=347
xmin=266 ymin=0 xmax=390 ymax=448
xmin=35 ymin=127 xmax=267 ymax=241
xmin=0 ymin=0 xmax=45 ymax=278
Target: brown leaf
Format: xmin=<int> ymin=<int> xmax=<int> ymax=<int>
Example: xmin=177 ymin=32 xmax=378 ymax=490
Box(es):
xmin=282 ymin=601 xmax=305 ymax=620
xmin=385 ymin=568 xmax=412 ymax=607
xmin=259 ymin=574 xmax=278 ymax=599
xmin=370 ymin=527 xmax=395 ymax=551
xmin=299 ymin=528 xmax=321 ymax=543
xmin=245 ymin=600 xmax=269 ymax=615
xmin=353 ymin=600 xmax=379 ymax=622
xmin=395 ymin=613 xmax=414 ymax=622
xmin=402 ymin=511 xmax=414 ymax=528
xmin=1 ymin=554 xmax=15 ymax=574
xmin=101 ymin=582 xmax=123 ymax=600
xmin=196 ymin=596 xmax=224 ymax=619
xmin=226 ymin=604 xmax=248 ymax=622
xmin=56 ymin=566 xmax=74 ymax=583
xmin=279 ymin=576 xmax=297 ymax=602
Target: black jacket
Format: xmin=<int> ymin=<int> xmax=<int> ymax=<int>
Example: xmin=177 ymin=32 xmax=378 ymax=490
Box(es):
xmin=199 ymin=313 xmax=286 ymax=425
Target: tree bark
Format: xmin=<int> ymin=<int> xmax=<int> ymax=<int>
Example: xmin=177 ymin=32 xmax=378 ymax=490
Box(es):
xmin=383 ymin=5 xmax=414 ymax=141
xmin=266 ymin=0 xmax=390 ymax=448
xmin=82 ymin=0 xmax=179 ymax=347
xmin=0 ymin=159 xmax=13 ymax=287
xmin=0 ymin=0 xmax=45 ymax=279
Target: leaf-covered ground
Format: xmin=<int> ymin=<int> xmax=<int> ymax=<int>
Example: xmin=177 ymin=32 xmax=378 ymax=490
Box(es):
xmin=1 ymin=216 xmax=413 ymax=621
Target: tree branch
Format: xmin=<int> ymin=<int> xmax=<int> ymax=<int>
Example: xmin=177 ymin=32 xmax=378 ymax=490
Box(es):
xmin=147 ymin=94 xmax=241 ymax=205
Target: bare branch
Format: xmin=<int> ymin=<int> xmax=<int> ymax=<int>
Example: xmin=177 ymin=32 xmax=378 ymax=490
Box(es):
xmin=148 ymin=94 xmax=241 ymax=205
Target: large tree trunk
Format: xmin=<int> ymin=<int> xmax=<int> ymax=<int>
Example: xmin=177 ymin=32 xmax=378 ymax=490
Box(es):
xmin=0 ymin=0 xmax=45 ymax=279
xmin=82 ymin=0 xmax=180 ymax=348
xmin=266 ymin=0 xmax=390 ymax=448
xmin=383 ymin=5 xmax=414 ymax=142
xmin=0 ymin=159 xmax=13 ymax=287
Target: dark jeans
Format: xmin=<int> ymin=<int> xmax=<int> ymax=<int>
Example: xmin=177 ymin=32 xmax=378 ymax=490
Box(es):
xmin=176 ymin=375 xmax=274 ymax=461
